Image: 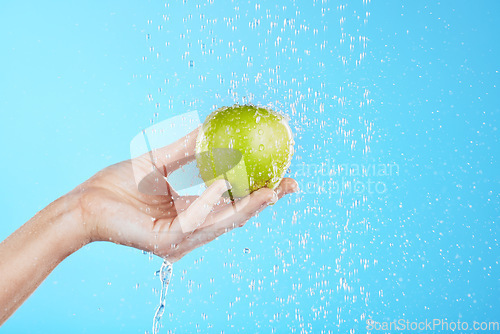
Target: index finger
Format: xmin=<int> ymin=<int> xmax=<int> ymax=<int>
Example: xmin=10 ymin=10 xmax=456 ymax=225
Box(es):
xmin=141 ymin=126 xmax=200 ymax=176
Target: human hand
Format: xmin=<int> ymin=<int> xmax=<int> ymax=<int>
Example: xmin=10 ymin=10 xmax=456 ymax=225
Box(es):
xmin=75 ymin=127 xmax=299 ymax=262
xmin=0 ymin=126 xmax=298 ymax=324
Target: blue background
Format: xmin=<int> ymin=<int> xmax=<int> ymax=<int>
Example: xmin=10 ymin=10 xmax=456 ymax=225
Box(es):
xmin=1 ymin=0 xmax=498 ymax=333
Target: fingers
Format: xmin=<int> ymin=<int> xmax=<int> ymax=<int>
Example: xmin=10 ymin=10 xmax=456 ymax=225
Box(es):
xmin=173 ymin=179 xmax=297 ymax=259
xmin=207 ymin=187 xmax=277 ymax=228
xmin=174 ymin=179 xmax=231 ymax=233
xmin=158 ymin=178 xmax=299 ymax=262
xmin=202 ymin=178 xmax=300 ymax=233
xmin=202 ymin=177 xmax=299 ymax=227
xmin=275 ymin=178 xmax=300 ymax=199
xmin=137 ymin=126 xmax=200 ymax=176
xmin=136 ymin=168 xmax=181 ymax=198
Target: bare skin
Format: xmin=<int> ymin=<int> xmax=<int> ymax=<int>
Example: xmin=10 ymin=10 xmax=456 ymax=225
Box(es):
xmin=0 ymin=127 xmax=299 ymax=325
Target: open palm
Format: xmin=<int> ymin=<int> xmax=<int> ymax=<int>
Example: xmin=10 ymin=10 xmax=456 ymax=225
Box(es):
xmin=74 ymin=128 xmax=298 ymax=262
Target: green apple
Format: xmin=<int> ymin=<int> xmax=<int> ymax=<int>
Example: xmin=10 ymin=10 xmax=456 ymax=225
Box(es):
xmin=195 ymin=104 xmax=294 ymax=198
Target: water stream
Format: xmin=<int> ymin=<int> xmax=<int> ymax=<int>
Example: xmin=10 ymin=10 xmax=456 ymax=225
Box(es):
xmin=152 ymin=260 xmax=174 ymax=334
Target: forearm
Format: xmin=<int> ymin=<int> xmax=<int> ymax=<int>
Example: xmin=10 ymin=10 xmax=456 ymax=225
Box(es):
xmin=0 ymin=193 xmax=88 ymax=324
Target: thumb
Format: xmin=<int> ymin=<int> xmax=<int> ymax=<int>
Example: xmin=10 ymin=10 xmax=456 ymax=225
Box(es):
xmin=174 ymin=179 xmax=232 ymax=233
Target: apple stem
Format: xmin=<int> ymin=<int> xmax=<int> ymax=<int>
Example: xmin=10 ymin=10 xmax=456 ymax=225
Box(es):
xmin=222 ymin=172 xmax=238 ymax=211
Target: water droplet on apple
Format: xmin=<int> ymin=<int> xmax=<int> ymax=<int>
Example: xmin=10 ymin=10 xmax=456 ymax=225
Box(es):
xmin=259 ymin=144 xmax=265 ymax=151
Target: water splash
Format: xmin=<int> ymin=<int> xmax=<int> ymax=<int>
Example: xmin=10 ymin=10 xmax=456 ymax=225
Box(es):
xmin=152 ymin=260 xmax=174 ymax=334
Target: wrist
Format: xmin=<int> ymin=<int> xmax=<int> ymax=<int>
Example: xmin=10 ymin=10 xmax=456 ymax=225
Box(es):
xmin=0 ymin=189 xmax=91 ymax=322
xmin=47 ymin=192 xmax=92 ymax=258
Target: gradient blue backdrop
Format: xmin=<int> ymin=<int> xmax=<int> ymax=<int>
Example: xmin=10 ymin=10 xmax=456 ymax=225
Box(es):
xmin=1 ymin=0 xmax=499 ymax=333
